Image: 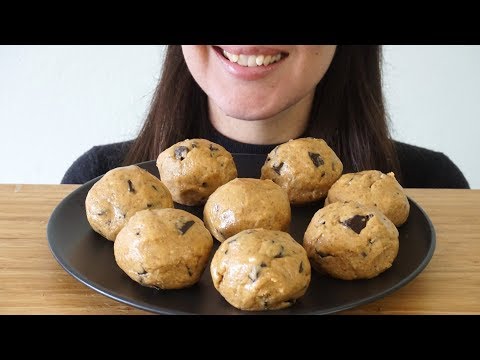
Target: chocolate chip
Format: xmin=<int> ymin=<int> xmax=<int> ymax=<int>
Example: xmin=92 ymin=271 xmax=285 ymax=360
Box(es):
xmin=224 ymin=249 xmax=228 ymax=254
xmin=316 ymin=250 xmax=329 ymax=258
xmin=341 ymin=215 xmax=370 ymax=234
xmin=272 ymin=162 xmax=284 ymax=175
xmin=321 ymin=171 xmax=326 ymax=177
xmin=274 ymin=245 xmax=285 ymax=258
xmin=368 ymin=239 xmax=375 ymax=244
xmin=266 ymin=157 xmax=271 ymax=162
xmin=178 ymin=220 xmax=195 ymax=235
xmin=308 ymin=152 xmax=324 ymax=167
xmin=209 ymin=144 xmax=219 ymax=151
xmin=127 ymin=180 xmax=135 ymax=193
xmin=260 ymin=262 xmax=267 ymax=268
xmin=248 ymin=266 xmax=261 ymax=282
xmin=361 ymin=251 xmax=368 ymax=257
xmin=152 ymin=185 xmax=158 ymax=191
xmin=299 ymin=261 xmax=304 ymax=273
xmin=174 ymin=146 xmax=189 ymax=160
xmin=146 ymin=203 xmax=153 ymax=208
xmin=201 ymin=182 xmax=208 ymax=187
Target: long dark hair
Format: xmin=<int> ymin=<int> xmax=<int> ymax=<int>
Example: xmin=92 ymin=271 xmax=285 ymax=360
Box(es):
xmin=124 ymin=45 xmax=401 ymax=181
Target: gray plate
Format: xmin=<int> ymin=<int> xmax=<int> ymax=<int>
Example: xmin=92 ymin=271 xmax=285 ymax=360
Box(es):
xmin=47 ymin=154 xmax=436 ymax=315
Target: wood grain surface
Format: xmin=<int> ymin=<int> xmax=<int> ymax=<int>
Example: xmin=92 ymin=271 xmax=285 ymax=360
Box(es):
xmin=0 ymin=184 xmax=479 ymax=314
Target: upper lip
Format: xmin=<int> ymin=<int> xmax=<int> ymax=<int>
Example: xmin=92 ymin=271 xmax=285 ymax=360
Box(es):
xmin=215 ymin=45 xmax=289 ymax=56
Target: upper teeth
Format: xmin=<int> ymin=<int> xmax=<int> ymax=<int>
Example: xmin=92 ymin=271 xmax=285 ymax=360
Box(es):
xmin=223 ymin=50 xmax=283 ymax=67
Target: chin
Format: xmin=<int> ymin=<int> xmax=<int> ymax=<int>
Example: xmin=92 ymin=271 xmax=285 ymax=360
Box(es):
xmin=223 ymin=111 xmax=273 ymax=121
xmin=220 ymin=102 xmax=284 ymax=121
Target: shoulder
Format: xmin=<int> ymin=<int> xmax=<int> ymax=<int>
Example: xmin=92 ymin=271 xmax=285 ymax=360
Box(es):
xmin=61 ymin=140 xmax=133 ymax=184
xmin=393 ymin=141 xmax=470 ymax=189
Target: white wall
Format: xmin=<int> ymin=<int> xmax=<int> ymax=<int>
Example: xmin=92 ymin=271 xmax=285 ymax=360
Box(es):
xmin=383 ymin=45 xmax=479 ymax=189
xmin=0 ymin=45 xmax=166 ymax=184
xmin=0 ymin=45 xmax=478 ymax=188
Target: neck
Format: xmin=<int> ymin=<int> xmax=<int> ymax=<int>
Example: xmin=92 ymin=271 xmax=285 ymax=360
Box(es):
xmin=208 ymin=94 xmax=314 ymax=145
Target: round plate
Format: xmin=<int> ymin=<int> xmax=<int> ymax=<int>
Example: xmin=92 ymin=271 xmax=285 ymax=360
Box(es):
xmin=47 ymin=154 xmax=436 ymax=314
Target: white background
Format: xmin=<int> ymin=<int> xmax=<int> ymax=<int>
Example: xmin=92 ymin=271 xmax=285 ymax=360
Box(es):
xmin=1 ymin=45 xmax=478 ymax=188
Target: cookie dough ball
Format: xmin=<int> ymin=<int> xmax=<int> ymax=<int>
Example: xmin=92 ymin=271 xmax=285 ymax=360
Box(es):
xmin=211 ymin=229 xmax=311 ymax=311
xmin=114 ymin=208 xmax=213 ymax=289
xmin=261 ymin=137 xmax=343 ymax=205
xmin=85 ymin=165 xmax=173 ymax=241
xmin=156 ymin=139 xmax=237 ymax=206
xmin=325 ymin=170 xmax=410 ymax=226
xmin=203 ymin=178 xmax=291 ymax=243
xmin=303 ymin=201 xmax=399 ymax=280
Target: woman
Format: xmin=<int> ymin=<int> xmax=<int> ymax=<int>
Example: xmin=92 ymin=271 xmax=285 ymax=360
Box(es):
xmin=62 ymin=45 xmax=469 ymax=188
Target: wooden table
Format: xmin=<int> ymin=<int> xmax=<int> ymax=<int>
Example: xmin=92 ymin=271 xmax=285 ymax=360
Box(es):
xmin=0 ymin=185 xmax=479 ymax=315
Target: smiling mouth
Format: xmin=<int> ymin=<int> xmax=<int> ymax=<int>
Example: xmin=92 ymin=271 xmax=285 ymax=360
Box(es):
xmin=214 ymin=46 xmax=288 ymax=67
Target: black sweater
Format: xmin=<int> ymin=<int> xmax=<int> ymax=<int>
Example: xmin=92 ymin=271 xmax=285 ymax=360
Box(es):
xmin=61 ymin=134 xmax=470 ymax=189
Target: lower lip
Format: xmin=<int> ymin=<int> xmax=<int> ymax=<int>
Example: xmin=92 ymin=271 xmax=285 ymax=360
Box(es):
xmin=212 ymin=46 xmax=284 ymax=81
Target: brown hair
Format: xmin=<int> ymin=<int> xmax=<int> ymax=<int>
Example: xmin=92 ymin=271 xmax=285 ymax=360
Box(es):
xmin=124 ymin=45 xmax=401 ymax=181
